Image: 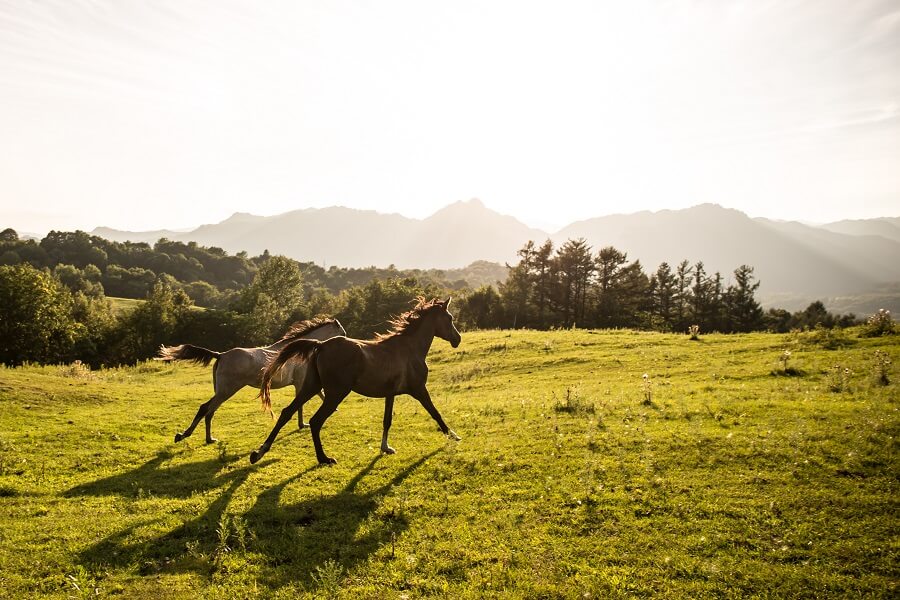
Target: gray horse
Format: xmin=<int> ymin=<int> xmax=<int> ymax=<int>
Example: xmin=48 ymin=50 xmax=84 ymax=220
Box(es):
xmin=157 ymin=317 xmax=346 ymax=444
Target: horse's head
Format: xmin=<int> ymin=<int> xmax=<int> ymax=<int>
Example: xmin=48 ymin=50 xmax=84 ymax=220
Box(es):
xmin=432 ymin=297 xmax=461 ymax=348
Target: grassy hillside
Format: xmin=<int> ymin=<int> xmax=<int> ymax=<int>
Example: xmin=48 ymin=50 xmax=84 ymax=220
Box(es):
xmin=0 ymin=329 xmax=896 ymax=598
xmin=108 ymin=296 xmax=144 ymax=316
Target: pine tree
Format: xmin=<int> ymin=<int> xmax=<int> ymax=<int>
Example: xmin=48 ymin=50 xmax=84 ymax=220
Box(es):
xmin=725 ymin=265 xmax=763 ymax=332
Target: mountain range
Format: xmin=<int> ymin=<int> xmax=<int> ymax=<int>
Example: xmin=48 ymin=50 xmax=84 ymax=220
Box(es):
xmin=92 ymin=200 xmax=900 ymax=311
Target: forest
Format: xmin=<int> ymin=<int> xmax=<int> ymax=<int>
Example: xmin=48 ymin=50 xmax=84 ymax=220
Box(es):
xmin=0 ymin=227 xmax=862 ymax=368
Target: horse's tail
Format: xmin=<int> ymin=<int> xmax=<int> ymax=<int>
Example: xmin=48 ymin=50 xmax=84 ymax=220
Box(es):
xmin=156 ymin=344 xmax=221 ymax=367
xmin=260 ymin=338 xmax=321 ymax=415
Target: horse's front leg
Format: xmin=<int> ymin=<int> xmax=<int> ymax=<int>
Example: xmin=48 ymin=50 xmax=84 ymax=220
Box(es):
xmin=381 ymin=396 xmax=396 ymax=454
xmin=411 ymin=388 xmax=461 ymax=441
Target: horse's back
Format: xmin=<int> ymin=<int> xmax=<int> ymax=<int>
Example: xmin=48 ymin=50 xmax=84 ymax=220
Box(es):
xmin=216 ymin=347 xmax=270 ymax=389
xmin=318 ymin=337 xmax=412 ymax=397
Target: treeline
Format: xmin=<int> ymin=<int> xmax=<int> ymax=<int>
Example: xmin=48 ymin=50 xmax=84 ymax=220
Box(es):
xmin=0 ymin=228 xmax=505 ymax=308
xmin=0 ymin=258 xmax=452 ymax=367
xmin=0 ymin=229 xmax=866 ymax=368
xmin=452 ymin=239 xmax=859 ymax=333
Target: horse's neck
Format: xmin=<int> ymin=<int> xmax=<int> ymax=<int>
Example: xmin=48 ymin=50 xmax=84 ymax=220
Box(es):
xmin=406 ymin=320 xmax=436 ymax=358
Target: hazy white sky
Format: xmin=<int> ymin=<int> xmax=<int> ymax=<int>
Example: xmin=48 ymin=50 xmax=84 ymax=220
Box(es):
xmin=1 ymin=0 xmax=898 ymax=234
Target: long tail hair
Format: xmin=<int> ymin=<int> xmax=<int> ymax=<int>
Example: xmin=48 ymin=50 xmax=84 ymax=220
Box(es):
xmin=156 ymin=344 xmax=221 ymax=366
xmin=259 ymin=338 xmax=321 ymax=414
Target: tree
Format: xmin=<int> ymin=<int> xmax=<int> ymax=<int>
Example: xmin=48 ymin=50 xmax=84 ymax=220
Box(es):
xmin=457 ymin=285 xmax=503 ymax=330
xmin=690 ymin=261 xmax=715 ymax=329
xmin=651 ymin=262 xmax=677 ymax=330
xmin=764 ymin=308 xmax=793 ymax=333
xmin=615 ymin=260 xmax=651 ymax=328
xmin=795 ymin=301 xmax=833 ymax=329
xmin=594 ymin=246 xmax=628 ymax=328
xmin=112 ymin=281 xmax=194 ymax=363
xmin=725 ymin=265 xmax=763 ymax=332
xmin=102 ymin=264 xmax=156 ymax=298
xmin=532 ymin=240 xmax=554 ymax=328
xmin=240 ymin=255 xmax=305 ymax=343
xmin=0 ymin=228 xmax=17 ymax=242
xmin=335 ymin=277 xmax=440 ymax=338
xmin=40 ymin=230 xmax=108 ymax=269
xmin=69 ymin=291 xmax=118 ymax=367
xmin=54 ymin=264 xmax=104 ymax=297
xmin=0 ymin=264 xmax=79 ymax=365
xmin=674 ymin=260 xmax=692 ymax=331
xmin=555 ymin=239 xmax=594 ymax=327
xmin=500 ymin=241 xmax=535 ymax=328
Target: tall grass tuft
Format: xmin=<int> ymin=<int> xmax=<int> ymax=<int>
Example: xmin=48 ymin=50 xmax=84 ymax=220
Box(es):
xmin=873 ymin=350 xmax=891 ymax=385
xmin=553 ymin=387 xmax=594 ymax=415
xmin=827 ymin=365 xmax=853 ymax=393
xmin=311 ymin=559 xmax=344 ymax=599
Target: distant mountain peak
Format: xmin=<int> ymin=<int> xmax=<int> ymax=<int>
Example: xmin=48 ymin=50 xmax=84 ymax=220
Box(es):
xmin=222 ymin=211 xmax=262 ymax=222
xmin=428 ymin=198 xmax=488 ymax=216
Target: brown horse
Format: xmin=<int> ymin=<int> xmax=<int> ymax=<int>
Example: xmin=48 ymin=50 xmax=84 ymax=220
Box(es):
xmin=250 ymin=297 xmax=461 ymax=465
xmin=157 ymin=318 xmax=346 ymax=444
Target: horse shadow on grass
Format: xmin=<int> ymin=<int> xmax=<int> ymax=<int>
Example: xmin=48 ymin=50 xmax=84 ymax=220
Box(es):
xmin=65 ymin=448 xmax=256 ymax=499
xmin=244 ymin=451 xmax=437 ymax=590
xmin=76 ymin=451 xmax=436 ymax=591
xmin=75 ymin=456 xmax=281 ymax=575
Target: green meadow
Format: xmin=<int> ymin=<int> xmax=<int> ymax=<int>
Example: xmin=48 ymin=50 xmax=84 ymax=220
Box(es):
xmin=0 ymin=328 xmax=896 ymax=598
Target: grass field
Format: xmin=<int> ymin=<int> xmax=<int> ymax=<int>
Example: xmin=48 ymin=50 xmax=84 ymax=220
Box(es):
xmin=0 ymin=328 xmax=897 ymax=598
xmin=107 ymin=297 xmax=144 ymax=317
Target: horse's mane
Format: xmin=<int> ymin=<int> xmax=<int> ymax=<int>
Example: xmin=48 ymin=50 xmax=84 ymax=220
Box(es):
xmin=376 ymin=297 xmax=444 ymax=341
xmin=278 ymin=317 xmax=339 ymax=343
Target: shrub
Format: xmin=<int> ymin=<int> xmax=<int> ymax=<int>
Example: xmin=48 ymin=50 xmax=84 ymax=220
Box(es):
xmin=861 ymin=309 xmax=895 ymax=337
xmin=802 ymin=325 xmax=854 ymax=350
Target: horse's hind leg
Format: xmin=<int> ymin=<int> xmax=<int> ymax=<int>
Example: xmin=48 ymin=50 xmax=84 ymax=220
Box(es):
xmin=309 ymin=388 xmax=349 ymax=465
xmin=175 ymin=388 xmax=236 ymax=444
xmin=175 ymin=397 xmax=215 ymax=443
xmin=202 ymin=393 xmax=234 ymax=444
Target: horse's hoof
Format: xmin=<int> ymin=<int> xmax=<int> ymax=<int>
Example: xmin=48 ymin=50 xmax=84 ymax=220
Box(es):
xmin=174 ymin=433 xmax=184 ymax=443
xmin=298 ymin=422 xmax=309 ymax=430
xmin=381 ymin=446 xmax=396 ymax=455
xmin=249 ymin=450 xmax=262 ymax=464
xmin=318 ymin=457 xmax=337 ymax=466
xmin=448 ymin=430 xmax=462 ymax=441
xmin=205 ymin=438 xmax=218 ymax=445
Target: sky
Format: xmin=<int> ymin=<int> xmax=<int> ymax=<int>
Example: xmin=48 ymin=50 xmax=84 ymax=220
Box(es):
xmin=1 ymin=0 xmax=898 ymax=235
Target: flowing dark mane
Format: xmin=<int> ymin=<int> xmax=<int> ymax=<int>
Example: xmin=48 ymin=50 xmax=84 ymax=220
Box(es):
xmin=376 ymin=297 xmax=444 ymax=341
xmin=279 ymin=317 xmax=339 ymax=343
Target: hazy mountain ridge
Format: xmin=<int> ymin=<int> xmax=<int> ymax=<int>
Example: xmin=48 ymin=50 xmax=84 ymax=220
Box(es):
xmin=819 ymin=217 xmax=900 ymax=243
xmin=92 ymin=201 xmax=900 ymax=301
